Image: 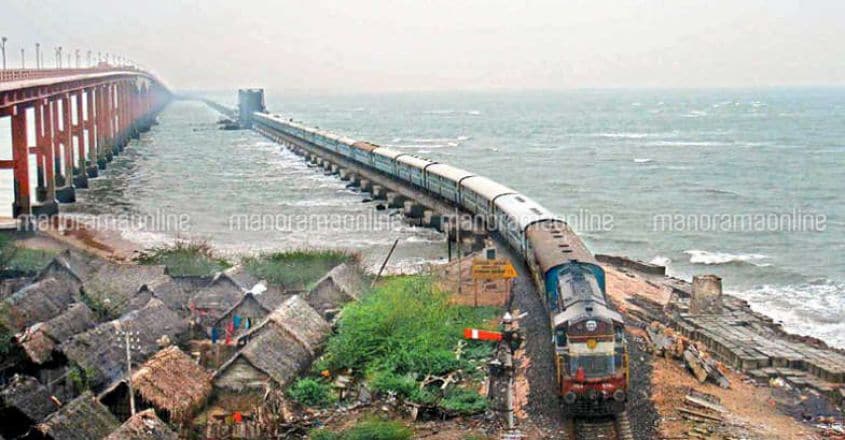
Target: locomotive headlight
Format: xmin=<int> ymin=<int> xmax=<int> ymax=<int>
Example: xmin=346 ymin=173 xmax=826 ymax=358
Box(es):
xmin=586 ymin=320 xmax=597 ymax=332
xmin=613 ymin=390 xmax=626 ymax=402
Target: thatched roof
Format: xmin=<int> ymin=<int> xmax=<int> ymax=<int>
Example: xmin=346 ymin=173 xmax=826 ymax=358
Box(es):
xmin=304 ymin=263 xmax=366 ymax=316
xmin=189 ymin=273 xmax=244 ymax=324
xmin=3 ymin=277 xmax=81 ymax=330
xmin=0 ymin=374 xmax=57 ymax=422
xmin=35 ymin=250 xmax=89 ymax=285
xmin=104 ymin=409 xmax=177 ymax=440
xmin=215 ymin=296 xmax=330 ymax=388
xmin=17 ymin=303 xmax=96 ymax=364
xmin=224 ymin=266 xmax=261 ymax=291
xmin=82 ymin=263 xmax=169 ymax=315
xmin=61 ymin=298 xmax=190 ymax=389
xmin=37 ymin=391 xmax=119 ymax=440
xmin=131 ymin=346 xmax=212 ymax=418
xmin=145 ymin=278 xmax=206 ymax=318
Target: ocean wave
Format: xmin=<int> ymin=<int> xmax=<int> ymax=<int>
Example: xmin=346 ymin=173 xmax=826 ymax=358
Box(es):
xmin=684 ymin=249 xmax=770 ymax=266
xmin=633 ymin=158 xmax=653 ymax=164
xmin=646 ymin=140 xmax=732 ymax=147
xmin=649 ymin=255 xmax=671 ymax=267
xmin=733 ymin=280 xmax=845 ymax=349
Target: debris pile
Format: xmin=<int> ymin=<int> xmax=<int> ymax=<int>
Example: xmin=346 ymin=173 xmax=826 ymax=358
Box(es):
xmin=645 ymin=322 xmax=730 ymax=388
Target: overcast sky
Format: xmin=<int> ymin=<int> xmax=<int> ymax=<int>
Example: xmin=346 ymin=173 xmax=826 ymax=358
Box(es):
xmin=2 ymin=0 xmax=844 ymax=92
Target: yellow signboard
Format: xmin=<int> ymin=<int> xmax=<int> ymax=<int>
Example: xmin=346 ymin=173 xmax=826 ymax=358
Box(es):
xmin=472 ymin=259 xmax=518 ymax=280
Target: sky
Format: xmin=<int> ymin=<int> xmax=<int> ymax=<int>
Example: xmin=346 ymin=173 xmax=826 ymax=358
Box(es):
xmin=2 ymin=0 xmax=844 ymax=92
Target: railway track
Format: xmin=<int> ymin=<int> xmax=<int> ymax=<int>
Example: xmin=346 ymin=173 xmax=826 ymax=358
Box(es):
xmin=564 ymin=412 xmax=635 ymax=440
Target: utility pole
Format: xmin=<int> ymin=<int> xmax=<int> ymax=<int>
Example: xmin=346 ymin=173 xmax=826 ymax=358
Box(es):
xmin=1 ymin=37 xmax=7 ymax=70
xmin=456 ymin=207 xmax=462 ymax=295
xmin=115 ymin=326 xmax=140 ymax=417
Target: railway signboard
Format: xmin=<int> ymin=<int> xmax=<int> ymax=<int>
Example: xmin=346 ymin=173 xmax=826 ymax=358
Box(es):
xmin=471 ymin=259 xmax=518 ymax=280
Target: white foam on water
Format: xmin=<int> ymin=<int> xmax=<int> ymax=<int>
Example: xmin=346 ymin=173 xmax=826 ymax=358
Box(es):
xmin=684 ymin=249 xmax=770 ymax=266
xmin=732 ymin=280 xmax=845 ymax=349
xmin=633 ymin=158 xmax=653 ymax=163
xmin=649 ymin=255 xmax=671 ymax=267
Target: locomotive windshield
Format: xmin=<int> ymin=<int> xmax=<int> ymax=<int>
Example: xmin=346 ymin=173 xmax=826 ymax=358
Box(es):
xmin=570 ymin=354 xmax=614 ymax=378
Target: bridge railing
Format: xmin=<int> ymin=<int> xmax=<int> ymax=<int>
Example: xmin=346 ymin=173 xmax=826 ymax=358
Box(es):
xmin=0 ymin=66 xmax=139 ymax=83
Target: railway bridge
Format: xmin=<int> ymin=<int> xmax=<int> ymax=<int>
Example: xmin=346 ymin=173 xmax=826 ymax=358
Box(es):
xmin=0 ymin=67 xmax=170 ymax=221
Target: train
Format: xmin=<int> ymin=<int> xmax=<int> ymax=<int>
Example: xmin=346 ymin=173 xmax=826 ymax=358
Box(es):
xmin=251 ymin=112 xmax=628 ymax=416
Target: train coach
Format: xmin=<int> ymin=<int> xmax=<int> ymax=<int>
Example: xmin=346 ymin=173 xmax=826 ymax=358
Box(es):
xmin=250 ymin=111 xmax=628 ymax=416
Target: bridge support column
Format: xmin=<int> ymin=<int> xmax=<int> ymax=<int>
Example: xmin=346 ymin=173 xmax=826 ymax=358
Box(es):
xmin=56 ymin=94 xmax=76 ymax=203
xmin=371 ymin=185 xmax=387 ymax=200
xmin=386 ymin=192 xmax=407 ymax=209
xmin=403 ymin=201 xmax=425 ymax=219
xmin=72 ymin=92 xmax=88 ymax=189
xmin=359 ymin=179 xmax=373 ymax=193
xmin=339 ymin=169 xmax=351 ymax=181
xmin=85 ymin=88 xmax=98 ymax=178
xmin=32 ymin=100 xmax=58 ymax=217
xmin=10 ymin=105 xmax=31 ymax=218
xmin=423 ymin=210 xmax=443 ymax=231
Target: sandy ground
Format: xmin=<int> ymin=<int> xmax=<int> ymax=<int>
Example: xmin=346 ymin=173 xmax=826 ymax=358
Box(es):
xmin=21 ymin=215 xmax=143 ymax=262
xmin=605 ymin=265 xmax=821 ymax=440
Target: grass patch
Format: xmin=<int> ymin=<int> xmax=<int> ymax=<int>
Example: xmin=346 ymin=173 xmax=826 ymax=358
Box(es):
xmin=242 ymin=249 xmax=356 ymax=289
xmin=309 ymin=418 xmax=412 ymax=440
xmin=287 ymin=377 xmax=335 ymax=408
xmin=0 ymin=234 xmax=57 ymax=276
xmin=135 ymin=240 xmax=229 ymax=277
xmin=316 ymin=276 xmax=497 ymax=411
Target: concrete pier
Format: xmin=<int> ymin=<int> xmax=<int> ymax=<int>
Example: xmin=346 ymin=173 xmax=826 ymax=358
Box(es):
xmin=371 ymin=185 xmax=387 ymax=200
xmin=386 ymin=192 xmax=407 ymax=209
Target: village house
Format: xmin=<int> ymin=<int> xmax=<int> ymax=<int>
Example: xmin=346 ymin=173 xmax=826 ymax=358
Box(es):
xmin=16 ymin=303 xmax=96 ymax=366
xmin=2 ymin=277 xmax=81 ymax=331
xmin=100 ymin=346 xmax=212 ymax=423
xmin=60 ymin=298 xmax=190 ymax=391
xmin=0 ymin=374 xmax=59 ymax=439
xmin=37 ymin=391 xmax=120 ymax=440
xmin=213 ymin=295 xmax=331 ymax=393
xmin=103 ymin=409 xmax=178 ymax=440
xmin=303 ymin=262 xmax=366 ymax=319
xmin=189 ymin=272 xmax=246 ymax=329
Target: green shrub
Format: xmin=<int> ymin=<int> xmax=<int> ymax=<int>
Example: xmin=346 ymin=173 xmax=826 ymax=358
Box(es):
xmin=319 ymin=276 xmax=497 ymax=377
xmin=242 ymin=249 xmax=355 ymax=289
xmin=136 ymin=240 xmax=229 ymax=277
xmin=440 ymin=388 xmax=488 ymax=415
xmin=309 ymin=418 xmax=412 ymax=440
xmin=287 ymin=378 xmax=335 ymax=408
xmin=0 ymin=234 xmax=56 ymax=275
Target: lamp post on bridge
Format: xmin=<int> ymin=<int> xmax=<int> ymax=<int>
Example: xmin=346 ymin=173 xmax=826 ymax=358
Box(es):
xmin=1 ymin=37 xmax=7 ymax=70
xmin=87 ymin=50 xmax=92 ymax=67
xmin=75 ymin=49 xmax=80 ymax=68
xmin=35 ymin=43 xmax=40 ymax=69
xmin=20 ymin=48 xmax=24 ymax=69
xmin=55 ymin=46 xmax=62 ymax=69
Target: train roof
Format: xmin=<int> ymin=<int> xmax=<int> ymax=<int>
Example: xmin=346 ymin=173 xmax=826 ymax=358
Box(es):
xmin=352 ymin=141 xmax=379 ymax=152
xmin=461 ymin=176 xmax=517 ymax=201
xmin=552 ymin=301 xmax=624 ymax=327
xmin=373 ymin=147 xmax=405 ymax=159
xmin=426 ymin=163 xmax=475 ymax=182
xmin=396 ymin=154 xmax=436 ymax=169
xmin=337 ymin=136 xmax=357 ymax=146
xmin=494 ymin=193 xmax=558 ymax=232
xmin=526 ymin=220 xmax=597 ymax=275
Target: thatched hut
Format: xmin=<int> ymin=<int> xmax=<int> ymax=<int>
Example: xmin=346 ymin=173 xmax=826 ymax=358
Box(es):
xmin=101 ymin=346 xmax=212 ymax=422
xmin=209 ymin=286 xmax=292 ymax=339
xmin=103 ymin=409 xmax=178 ymax=440
xmin=37 ymin=391 xmax=119 ymax=440
xmin=304 ymin=263 xmax=366 ymax=318
xmin=2 ymin=277 xmax=81 ymax=330
xmin=213 ymin=296 xmax=330 ymax=392
xmin=61 ymin=298 xmax=190 ymax=390
xmin=224 ymin=266 xmax=261 ymax=291
xmin=16 ymin=303 xmax=96 ymax=365
xmin=0 ymin=374 xmax=59 ymax=439
xmin=189 ymin=273 xmax=245 ymax=328
xmin=144 ymin=277 xmax=207 ymax=318
xmin=82 ymin=263 xmax=170 ymax=316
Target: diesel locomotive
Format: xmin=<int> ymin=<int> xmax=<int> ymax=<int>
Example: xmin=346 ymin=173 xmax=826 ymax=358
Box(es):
xmin=251 ymin=112 xmax=628 ymax=415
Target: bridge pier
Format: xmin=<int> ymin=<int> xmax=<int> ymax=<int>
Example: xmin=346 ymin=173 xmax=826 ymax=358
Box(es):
xmin=359 ymin=179 xmax=374 ymax=193
xmin=386 ymin=192 xmax=407 ymax=209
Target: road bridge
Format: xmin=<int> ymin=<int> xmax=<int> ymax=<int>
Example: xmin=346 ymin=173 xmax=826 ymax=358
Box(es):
xmin=0 ymin=67 xmax=170 ymax=220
